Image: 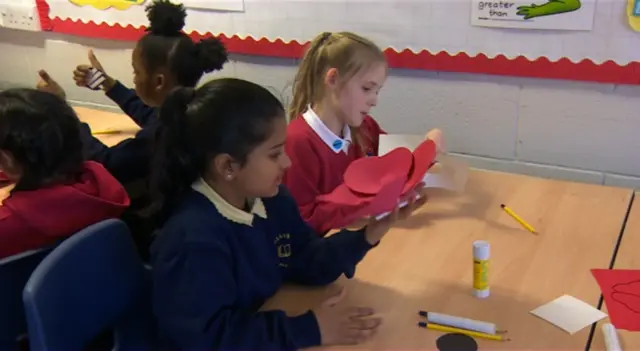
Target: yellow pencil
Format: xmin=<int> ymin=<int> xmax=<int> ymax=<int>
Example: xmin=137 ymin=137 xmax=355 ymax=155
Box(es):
xmin=418 ymin=322 xmax=509 ymax=342
xmin=500 ymin=204 xmax=537 ymax=234
xmin=92 ymin=129 xmax=122 ymax=135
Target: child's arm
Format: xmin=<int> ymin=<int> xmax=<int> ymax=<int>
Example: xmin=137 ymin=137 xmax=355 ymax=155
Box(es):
xmin=283 ymin=140 xmax=350 ymax=234
xmin=80 ymin=125 xmax=154 ymax=184
xmin=280 ymin=186 xmax=376 ymax=286
xmin=104 ymin=81 xmax=156 ymax=128
xmin=153 ymin=232 xmax=321 ymax=350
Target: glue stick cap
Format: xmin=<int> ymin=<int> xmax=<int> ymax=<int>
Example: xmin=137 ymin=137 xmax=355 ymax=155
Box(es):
xmin=473 ymin=240 xmax=490 ymax=260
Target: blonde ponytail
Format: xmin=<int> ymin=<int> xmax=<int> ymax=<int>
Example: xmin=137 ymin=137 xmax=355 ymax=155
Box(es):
xmin=288 ymin=32 xmax=333 ymax=121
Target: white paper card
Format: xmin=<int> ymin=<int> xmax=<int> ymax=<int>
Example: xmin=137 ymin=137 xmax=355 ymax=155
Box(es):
xmin=378 ymin=134 xmax=423 ymax=156
xmin=530 ymin=295 xmax=607 ymax=334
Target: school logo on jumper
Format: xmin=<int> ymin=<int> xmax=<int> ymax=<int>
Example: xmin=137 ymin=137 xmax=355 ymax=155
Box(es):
xmin=274 ymin=233 xmax=291 ymax=267
xmin=69 ymin=0 xmax=145 ymax=10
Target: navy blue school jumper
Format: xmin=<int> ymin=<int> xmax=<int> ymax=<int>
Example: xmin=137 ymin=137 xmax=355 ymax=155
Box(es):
xmin=79 ymin=81 xmax=159 ymax=259
xmin=80 ymin=81 xmax=157 ymax=184
xmin=151 ymin=181 xmax=376 ymax=351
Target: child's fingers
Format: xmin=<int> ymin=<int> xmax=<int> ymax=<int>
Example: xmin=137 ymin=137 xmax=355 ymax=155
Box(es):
xmin=37 ymin=69 xmax=52 ymax=83
xmin=75 ymin=64 xmax=93 ymax=73
xmin=88 ymin=49 xmax=104 ymax=71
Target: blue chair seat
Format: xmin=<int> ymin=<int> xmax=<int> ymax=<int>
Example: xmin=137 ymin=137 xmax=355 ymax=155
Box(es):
xmin=22 ymin=218 xmax=156 ymax=351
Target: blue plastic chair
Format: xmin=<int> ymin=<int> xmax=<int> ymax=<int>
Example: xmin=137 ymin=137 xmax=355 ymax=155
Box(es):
xmin=22 ymin=218 xmax=155 ymax=351
xmin=0 ymin=247 xmax=54 ymax=350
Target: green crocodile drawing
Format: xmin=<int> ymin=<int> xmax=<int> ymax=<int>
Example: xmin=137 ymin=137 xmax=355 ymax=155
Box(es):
xmin=516 ymin=0 xmax=581 ymax=19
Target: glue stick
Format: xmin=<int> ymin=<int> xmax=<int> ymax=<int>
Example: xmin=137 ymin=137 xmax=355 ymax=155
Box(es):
xmin=602 ymin=323 xmax=622 ymax=351
xmin=473 ymin=240 xmax=490 ymax=298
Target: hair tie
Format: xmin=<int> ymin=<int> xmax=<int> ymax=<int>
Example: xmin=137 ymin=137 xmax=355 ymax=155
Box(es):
xmin=319 ymin=32 xmax=332 ymax=44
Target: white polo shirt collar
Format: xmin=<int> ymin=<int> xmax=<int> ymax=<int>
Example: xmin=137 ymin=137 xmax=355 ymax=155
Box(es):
xmin=302 ymin=107 xmax=351 ymax=154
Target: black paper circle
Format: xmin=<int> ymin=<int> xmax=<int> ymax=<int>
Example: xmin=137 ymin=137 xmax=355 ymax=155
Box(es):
xmin=435 ymin=333 xmax=478 ymax=351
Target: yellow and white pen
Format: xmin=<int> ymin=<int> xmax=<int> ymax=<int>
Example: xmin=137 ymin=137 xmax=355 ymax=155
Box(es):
xmin=418 ymin=321 xmax=509 ymax=342
xmin=500 ymin=204 xmax=537 ymax=234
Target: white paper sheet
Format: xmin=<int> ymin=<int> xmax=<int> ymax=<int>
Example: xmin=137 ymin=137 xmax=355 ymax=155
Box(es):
xmin=530 ymin=295 xmax=607 ymax=334
xmin=378 ymin=134 xmax=424 ymax=156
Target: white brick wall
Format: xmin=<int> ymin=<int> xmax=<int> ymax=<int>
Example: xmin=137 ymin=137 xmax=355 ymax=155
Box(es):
xmin=1 ymin=28 xmax=639 ymax=189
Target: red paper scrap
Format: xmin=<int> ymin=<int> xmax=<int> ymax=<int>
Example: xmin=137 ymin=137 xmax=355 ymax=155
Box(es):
xmin=591 ymin=268 xmax=640 ymax=331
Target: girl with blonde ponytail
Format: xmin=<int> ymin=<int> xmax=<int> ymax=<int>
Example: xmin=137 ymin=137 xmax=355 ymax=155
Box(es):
xmin=283 ymin=31 xmax=444 ymax=235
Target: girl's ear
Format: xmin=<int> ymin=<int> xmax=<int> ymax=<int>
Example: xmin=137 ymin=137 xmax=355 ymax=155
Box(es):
xmin=153 ymin=73 xmax=166 ymax=92
xmin=212 ymin=154 xmax=241 ymax=181
xmin=324 ymin=68 xmax=339 ymax=89
xmin=0 ymin=150 xmax=20 ymax=179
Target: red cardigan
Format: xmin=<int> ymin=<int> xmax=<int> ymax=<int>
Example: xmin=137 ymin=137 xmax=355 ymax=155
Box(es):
xmin=283 ymin=115 xmax=385 ymax=235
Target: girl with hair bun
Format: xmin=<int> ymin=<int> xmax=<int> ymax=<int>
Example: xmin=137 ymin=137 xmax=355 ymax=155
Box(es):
xmin=36 ymin=0 xmax=229 ymax=257
xmin=71 ymin=0 xmax=229 ymax=183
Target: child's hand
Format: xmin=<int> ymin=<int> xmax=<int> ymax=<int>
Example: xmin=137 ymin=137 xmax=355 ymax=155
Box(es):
xmin=36 ymin=70 xmax=66 ymax=99
xmin=73 ymin=49 xmax=115 ymax=91
xmin=313 ymin=287 xmax=381 ymax=346
xmin=425 ymin=128 xmax=445 ymax=153
xmin=364 ymin=190 xmax=427 ymax=245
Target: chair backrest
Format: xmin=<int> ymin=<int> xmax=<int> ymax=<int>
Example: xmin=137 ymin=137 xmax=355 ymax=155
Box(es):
xmin=22 ymin=218 xmax=155 ymax=351
xmin=0 ymin=247 xmax=54 ymax=350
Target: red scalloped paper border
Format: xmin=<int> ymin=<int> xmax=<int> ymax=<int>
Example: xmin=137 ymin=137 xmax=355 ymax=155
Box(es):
xmin=36 ymin=0 xmax=640 ymax=85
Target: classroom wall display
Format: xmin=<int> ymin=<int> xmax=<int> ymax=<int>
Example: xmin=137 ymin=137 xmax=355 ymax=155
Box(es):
xmin=181 ymin=0 xmax=243 ymax=12
xmin=35 ymin=0 xmax=640 ymax=85
xmin=627 ymin=0 xmax=640 ymax=31
xmin=68 ymin=0 xmax=145 ymax=11
xmin=471 ymin=0 xmax=596 ymax=30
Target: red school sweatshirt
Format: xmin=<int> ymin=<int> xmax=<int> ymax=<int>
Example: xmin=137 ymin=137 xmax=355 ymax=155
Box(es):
xmin=283 ymin=115 xmax=385 ymax=235
xmin=0 ymin=161 xmax=131 ymax=258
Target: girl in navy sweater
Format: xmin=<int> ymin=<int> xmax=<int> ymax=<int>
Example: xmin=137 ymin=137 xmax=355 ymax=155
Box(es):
xmin=149 ymin=78 xmax=425 ymax=350
xmin=39 ymin=0 xmax=228 ymax=184
xmin=36 ymin=0 xmax=228 ymax=256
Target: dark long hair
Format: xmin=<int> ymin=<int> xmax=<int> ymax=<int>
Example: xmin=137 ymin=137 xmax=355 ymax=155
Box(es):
xmin=0 ymin=88 xmax=84 ymax=192
xmin=137 ymin=0 xmax=229 ymax=87
xmin=149 ymin=78 xmax=285 ymax=219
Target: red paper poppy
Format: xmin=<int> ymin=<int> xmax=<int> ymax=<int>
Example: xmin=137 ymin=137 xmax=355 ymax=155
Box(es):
xmin=343 ymin=147 xmax=413 ymax=196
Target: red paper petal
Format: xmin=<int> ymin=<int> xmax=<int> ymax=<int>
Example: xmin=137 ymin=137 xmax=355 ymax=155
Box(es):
xmin=344 ymin=147 xmax=413 ymax=196
xmin=403 ymin=139 xmax=437 ymax=194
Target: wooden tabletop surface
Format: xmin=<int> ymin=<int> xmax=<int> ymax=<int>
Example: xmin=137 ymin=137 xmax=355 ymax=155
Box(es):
xmin=74 ymin=106 xmax=140 ymax=146
xmin=589 ymin=192 xmax=640 ymax=351
xmin=262 ymin=170 xmax=633 ymax=350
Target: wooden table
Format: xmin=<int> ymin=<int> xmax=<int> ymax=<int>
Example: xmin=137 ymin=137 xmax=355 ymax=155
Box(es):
xmin=262 ymin=170 xmax=633 ymax=350
xmin=74 ymin=106 xmax=140 ymax=146
xmin=0 ymin=107 xmax=138 ymax=203
xmin=589 ymin=192 xmax=640 ymax=351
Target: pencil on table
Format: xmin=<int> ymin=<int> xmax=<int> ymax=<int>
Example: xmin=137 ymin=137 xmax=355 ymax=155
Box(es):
xmin=92 ymin=129 xmax=122 ymax=135
xmin=500 ymin=204 xmax=537 ymax=234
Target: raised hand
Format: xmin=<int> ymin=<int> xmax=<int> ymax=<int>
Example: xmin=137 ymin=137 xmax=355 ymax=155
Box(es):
xmin=73 ymin=49 xmax=115 ymax=91
xmin=36 ymin=69 xmax=66 ymax=99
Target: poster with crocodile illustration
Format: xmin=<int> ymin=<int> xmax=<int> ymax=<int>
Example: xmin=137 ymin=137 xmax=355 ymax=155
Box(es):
xmin=471 ymin=0 xmax=596 ymax=30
